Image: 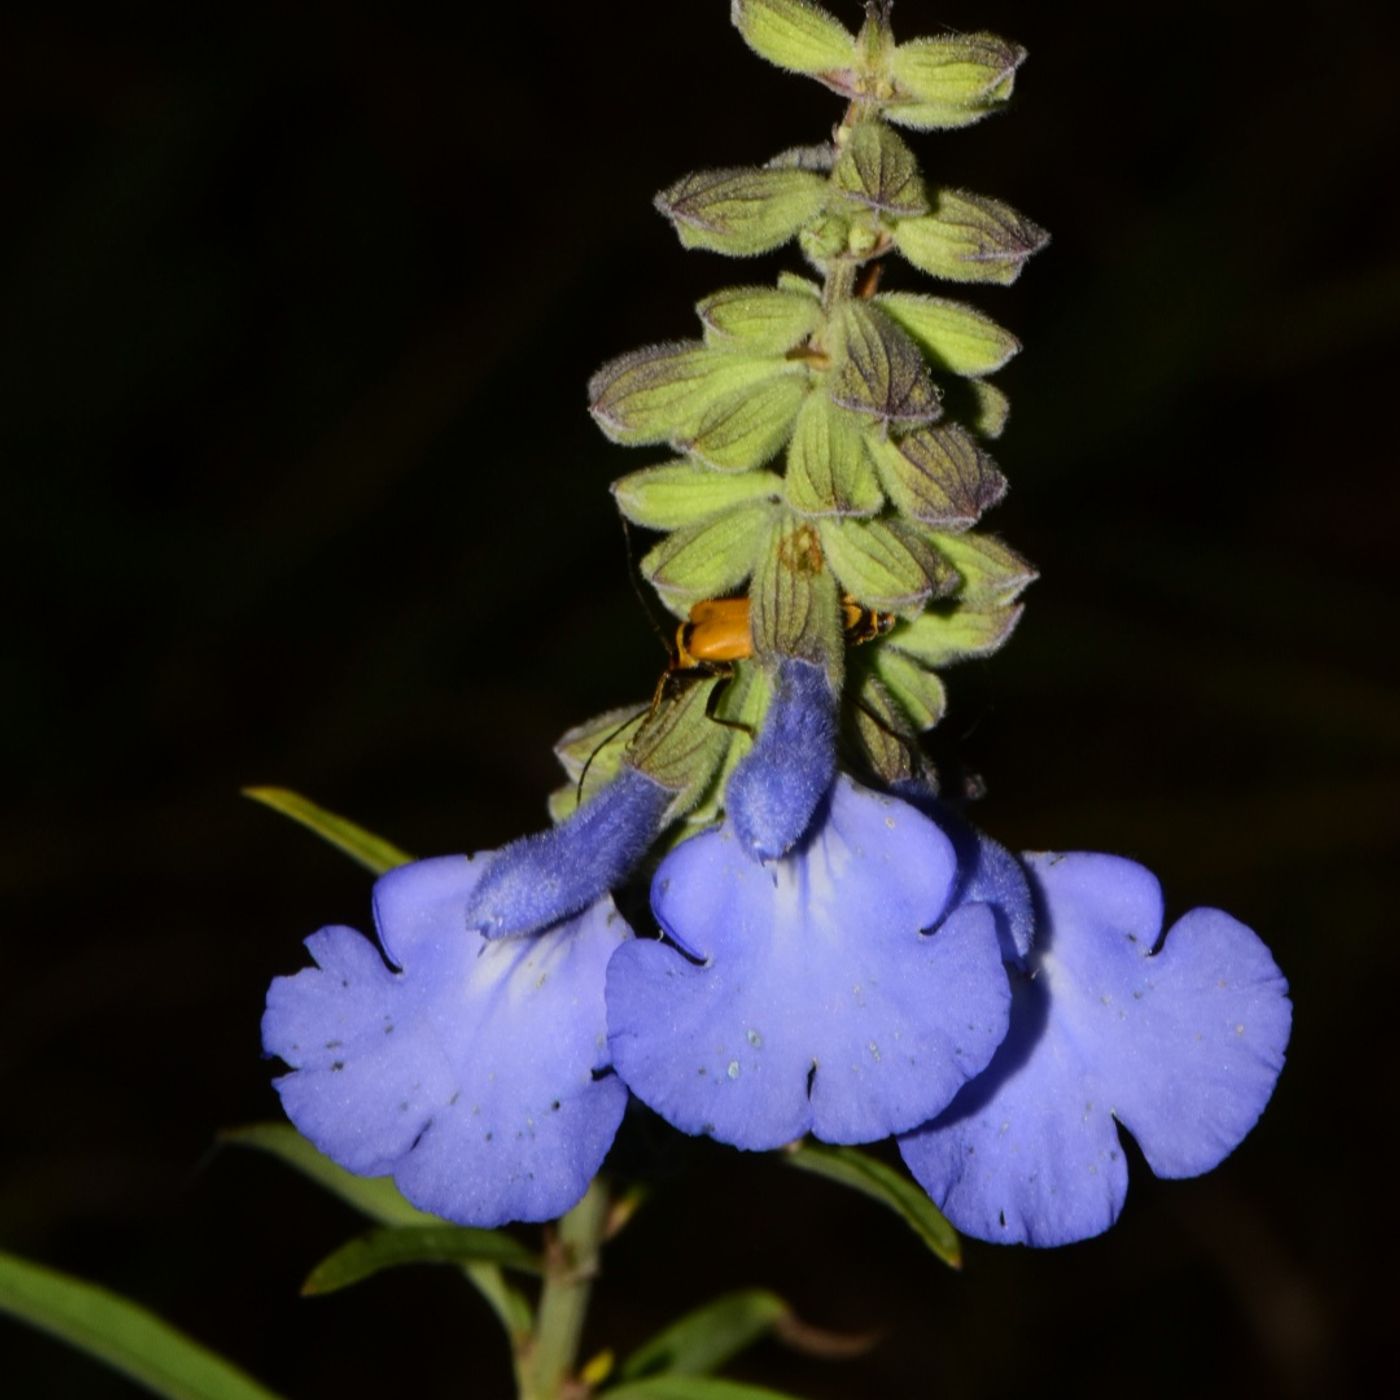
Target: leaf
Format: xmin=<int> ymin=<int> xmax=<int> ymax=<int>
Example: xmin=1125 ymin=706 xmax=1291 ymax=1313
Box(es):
xmin=697 ymin=286 xmax=822 ymax=354
xmin=873 ymin=648 xmax=948 ymax=731
xmin=614 ymin=464 xmax=784 ymax=532
xmin=731 ymin=0 xmax=858 ymax=80
xmin=818 ymin=518 xmax=954 ymax=613
xmin=241 ymin=789 xmax=411 ymax=875
xmin=868 ymin=424 xmax=1006 ymax=529
xmin=605 ymin=1378 xmax=809 ymax=1400
xmin=783 ymin=1141 xmax=961 ymax=1269
xmin=926 ymin=530 xmax=1037 ymax=606
xmin=302 ymin=1226 xmax=542 ymax=1296
xmin=893 ymin=189 xmax=1049 ymax=285
xmin=886 ymin=33 xmax=1026 ymax=130
xmin=829 ymin=303 xmax=940 ymax=426
xmin=0 ymin=1247 xmax=283 ymax=1400
xmin=849 ymin=670 xmax=921 ymax=787
xmin=655 ymin=167 xmax=828 ymax=257
xmin=222 ymin=1125 xmax=531 ymax=1336
xmin=590 ymin=342 xmax=787 ymax=447
xmin=887 ymin=604 xmax=1024 ymax=669
xmin=784 ymin=393 xmax=883 ymax=519
xmin=750 ymin=515 xmax=843 ymax=669
xmin=221 ymin=1123 xmax=434 ymax=1225
xmin=616 ymin=1289 xmax=791 ymax=1382
xmin=830 ymin=121 xmax=927 ymax=217
xmin=967 ymin=378 xmax=1010 ymax=438
xmin=683 ymin=374 xmax=809 ymax=472
xmin=641 ymin=503 xmax=773 ymax=612
xmin=874 ymin=292 xmax=1021 ymax=377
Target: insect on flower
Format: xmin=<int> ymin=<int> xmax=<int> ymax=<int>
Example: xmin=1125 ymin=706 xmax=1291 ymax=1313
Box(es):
xmin=575 ymin=595 xmax=897 ymax=803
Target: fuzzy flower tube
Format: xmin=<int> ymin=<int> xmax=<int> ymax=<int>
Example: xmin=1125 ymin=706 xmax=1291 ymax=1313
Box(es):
xmin=262 ymin=6 xmax=1288 ymax=1344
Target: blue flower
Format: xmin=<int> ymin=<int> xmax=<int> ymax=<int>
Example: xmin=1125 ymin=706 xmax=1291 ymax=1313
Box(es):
xmin=263 ymin=853 xmax=632 ymax=1227
xmin=606 ymin=774 xmax=1011 ymax=1148
xmin=898 ymin=850 xmax=1292 ymax=1246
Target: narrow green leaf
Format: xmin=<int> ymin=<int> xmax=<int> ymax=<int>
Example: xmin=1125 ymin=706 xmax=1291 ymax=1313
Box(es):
xmin=302 ymin=1226 xmax=541 ymax=1296
xmin=818 ymin=518 xmax=954 ymax=613
xmin=874 ymin=291 xmax=1021 ymax=377
xmin=894 ymin=189 xmax=1049 ymax=286
xmin=829 ymin=303 xmax=940 ymax=426
xmin=831 ymin=121 xmax=927 ymax=217
xmin=698 ymin=285 xmax=822 ymax=353
xmin=655 ymin=167 xmax=828 ymax=257
xmin=221 ymin=1123 xmax=433 ymax=1225
xmin=683 ymin=373 xmax=809 ymax=472
xmin=868 ymin=424 xmax=1006 ymax=529
xmin=641 ymin=503 xmax=773 ymax=611
xmin=606 ymin=1377 xmax=807 ymax=1400
xmin=886 ymin=33 xmax=1026 ymax=130
xmin=617 ymin=1288 xmax=791 ymax=1383
xmin=614 ymin=464 xmax=784 ymax=532
xmin=241 ymin=789 xmax=411 ymax=875
xmin=222 ymin=1125 xmax=532 ymax=1336
xmin=784 ymin=393 xmax=883 ymax=519
xmin=0 ymin=1247 xmax=283 ymax=1400
xmin=784 ymin=1141 xmax=961 ymax=1268
xmin=731 ymin=0 xmax=858 ymax=80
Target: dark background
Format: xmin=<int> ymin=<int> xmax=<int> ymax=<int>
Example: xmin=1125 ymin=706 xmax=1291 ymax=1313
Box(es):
xmin=4 ymin=1 xmax=1397 ymax=1395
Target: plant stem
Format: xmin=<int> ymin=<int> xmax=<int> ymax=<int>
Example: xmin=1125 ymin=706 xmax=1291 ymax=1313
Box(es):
xmin=515 ymin=1179 xmax=609 ymax=1400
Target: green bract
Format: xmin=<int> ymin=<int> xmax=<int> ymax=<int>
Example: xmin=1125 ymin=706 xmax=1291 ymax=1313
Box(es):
xmin=887 ymin=33 xmax=1026 ymax=130
xmin=655 ymin=166 xmax=828 ymax=256
xmin=868 ymin=424 xmax=1006 ymax=529
xmin=785 ymin=394 xmax=883 ymax=518
xmin=894 ymin=188 xmax=1050 ymax=285
xmin=613 ymin=463 xmax=783 ymax=532
xmin=731 ymin=0 xmax=858 ymax=81
xmin=582 ymin=1 xmax=1043 ymax=807
xmin=829 ymin=302 xmax=941 ymax=425
xmin=831 ymin=121 xmax=927 ymax=217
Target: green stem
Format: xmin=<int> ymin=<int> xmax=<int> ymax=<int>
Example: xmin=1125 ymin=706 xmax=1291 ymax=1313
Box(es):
xmin=516 ymin=1179 xmax=609 ymax=1400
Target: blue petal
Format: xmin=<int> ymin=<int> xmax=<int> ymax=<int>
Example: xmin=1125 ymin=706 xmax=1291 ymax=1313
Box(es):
xmin=263 ymin=856 xmax=631 ymax=1226
xmin=726 ymin=658 xmax=836 ymax=861
xmin=607 ymin=776 xmax=1010 ymax=1149
xmin=461 ymin=765 xmax=672 ymax=938
xmin=899 ymin=852 xmax=1291 ymax=1246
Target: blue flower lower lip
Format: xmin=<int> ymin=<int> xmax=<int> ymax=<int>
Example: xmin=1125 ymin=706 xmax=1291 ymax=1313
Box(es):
xmin=262 ymin=855 xmax=632 ymax=1228
xmin=606 ymin=774 xmax=1011 ymax=1149
xmin=898 ymin=851 xmax=1292 ymax=1247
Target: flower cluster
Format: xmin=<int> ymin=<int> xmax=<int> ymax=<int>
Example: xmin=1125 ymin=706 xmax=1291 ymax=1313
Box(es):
xmin=264 ymin=751 xmax=1290 ymax=1245
xmin=262 ymin=0 xmax=1291 ymax=1250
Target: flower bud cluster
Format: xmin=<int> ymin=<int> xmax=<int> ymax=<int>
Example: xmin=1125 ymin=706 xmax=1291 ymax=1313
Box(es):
xmin=573 ymin=0 xmax=1046 ymax=823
